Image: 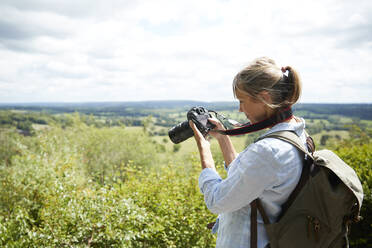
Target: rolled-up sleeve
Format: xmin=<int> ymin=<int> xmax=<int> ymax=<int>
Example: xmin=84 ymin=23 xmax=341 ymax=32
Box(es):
xmin=199 ymin=168 xmax=222 ymax=194
xmin=198 ymin=141 xmax=280 ymax=214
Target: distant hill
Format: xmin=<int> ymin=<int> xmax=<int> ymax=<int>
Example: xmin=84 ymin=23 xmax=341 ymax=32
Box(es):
xmin=0 ymin=101 xmax=235 ymax=109
xmin=0 ymin=101 xmax=371 ymax=120
xmin=0 ymin=101 xmax=238 ymax=114
xmin=293 ymin=103 xmax=372 ymax=120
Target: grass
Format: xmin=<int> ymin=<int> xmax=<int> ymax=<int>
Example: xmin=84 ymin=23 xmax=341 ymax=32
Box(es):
xmin=311 ymin=130 xmax=349 ymax=147
xmin=151 ymin=129 xmax=249 ymax=171
xmin=32 ymin=124 xmax=49 ymax=130
xmin=360 ymin=119 xmax=372 ymax=128
xmin=125 ymin=126 xmax=143 ymax=132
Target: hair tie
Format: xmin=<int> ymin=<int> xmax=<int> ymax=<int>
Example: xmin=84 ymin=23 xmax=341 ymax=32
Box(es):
xmin=281 ymin=66 xmax=292 ymax=84
xmin=281 ymin=66 xmax=289 ymax=73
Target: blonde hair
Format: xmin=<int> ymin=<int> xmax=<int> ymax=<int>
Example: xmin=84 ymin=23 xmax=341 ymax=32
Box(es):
xmin=233 ymin=57 xmax=302 ymax=110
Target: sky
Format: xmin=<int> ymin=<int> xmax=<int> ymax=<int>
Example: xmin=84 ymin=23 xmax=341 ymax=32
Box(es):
xmin=0 ymin=0 xmax=371 ymax=103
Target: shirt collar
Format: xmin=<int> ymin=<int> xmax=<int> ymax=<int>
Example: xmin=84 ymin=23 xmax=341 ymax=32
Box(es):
xmin=259 ymin=117 xmax=306 ymax=139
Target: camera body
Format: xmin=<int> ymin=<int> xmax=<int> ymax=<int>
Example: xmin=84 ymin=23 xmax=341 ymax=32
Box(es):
xmin=168 ymin=107 xmax=216 ymax=144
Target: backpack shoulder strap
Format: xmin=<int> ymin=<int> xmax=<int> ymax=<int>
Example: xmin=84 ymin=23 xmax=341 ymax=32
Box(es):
xmin=251 ymin=130 xmax=315 ymax=240
xmin=256 ymin=130 xmax=314 ymax=160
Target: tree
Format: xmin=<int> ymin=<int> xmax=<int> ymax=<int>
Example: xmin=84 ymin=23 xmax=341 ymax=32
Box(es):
xmin=142 ymin=115 xmax=154 ymax=134
xmin=320 ymin=134 xmax=331 ymax=146
xmin=173 ymin=144 xmax=181 ymax=153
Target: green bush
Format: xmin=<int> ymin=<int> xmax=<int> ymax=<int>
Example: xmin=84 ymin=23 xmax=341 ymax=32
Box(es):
xmin=0 ymin=122 xmax=216 ymax=247
xmin=0 ymin=130 xmax=23 ymax=166
xmin=36 ymin=186 xmax=151 ymax=247
xmin=335 ymin=142 xmax=372 ymax=247
xmin=0 ymin=155 xmax=151 ymax=247
xmin=118 ymin=160 xmax=216 ymax=247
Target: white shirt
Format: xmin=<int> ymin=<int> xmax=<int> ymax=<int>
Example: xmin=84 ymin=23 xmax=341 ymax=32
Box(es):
xmin=199 ymin=118 xmax=307 ymax=248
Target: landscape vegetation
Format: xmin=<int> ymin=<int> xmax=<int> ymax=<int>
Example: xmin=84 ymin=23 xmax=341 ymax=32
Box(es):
xmin=0 ymin=101 xmax=371 ymax=247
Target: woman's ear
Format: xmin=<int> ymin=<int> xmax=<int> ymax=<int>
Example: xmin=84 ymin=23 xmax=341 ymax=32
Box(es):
xmin=259 ymin=90 xmax=273 ymax=104
xmin=259 ymin=91 xmax=275 ymax=118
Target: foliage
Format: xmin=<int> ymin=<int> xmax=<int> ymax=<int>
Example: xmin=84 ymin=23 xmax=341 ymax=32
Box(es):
xmin=0 ymin=129 xmax=22 ymax=166
xmin=294 ymin=103 xmax=372 ymax=120
xmin=333 ymin=126 xmax=372 ymax=248
xmin=0 ymin=110 xmax=52 ymax=130
xmin=33 ymin=114 xmax=159 ymax=184
xmin=118 ymin=161 xmax=216 ymax=247
xmin=0 ymin=140 xmax=151 ymax=247
xmin=0 ymin=112 xmax=371 ymax=247
xmin=320 ymin=134 xmax=331 ymax=146
xmin=0 ymin=118 xmax=216 ymax=247
xmin=172 ymin=144 xmax=181 ymax=153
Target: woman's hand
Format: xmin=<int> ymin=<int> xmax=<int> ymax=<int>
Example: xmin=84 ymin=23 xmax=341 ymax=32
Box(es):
xmin=208 ymin=117 xmax=226 ymax=140
xmin=189 ymin=120 xmax=215 ymax=170
xmin=208 ymin=118 xmax=238 ymax=167
xmin=189 ymin=120 xmax=208 ymax=146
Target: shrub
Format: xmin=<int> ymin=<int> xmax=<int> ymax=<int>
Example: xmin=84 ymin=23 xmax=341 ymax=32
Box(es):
xmin=0 ymin=157 xmax=151 ymax=247
xmin=119 ymin=159 xmax=216 ymax=247
xmin=335 ymin=142 xmax=372 ymax=248
xmin=0 ymin=122 xmax=216 ymax=247
xmin=0 ymin=130 xmax=23 ymax=166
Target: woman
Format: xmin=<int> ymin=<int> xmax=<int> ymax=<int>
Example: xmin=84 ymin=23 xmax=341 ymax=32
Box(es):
xmin=189 ymin=57 xmax=308 ymax=248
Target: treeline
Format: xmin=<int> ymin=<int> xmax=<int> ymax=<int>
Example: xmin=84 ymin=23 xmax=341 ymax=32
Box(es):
xmin=294 ymin=103 xmax=372 ymax=120
xmin=2 ymin=102 xmax=372 ymax=120
xmin=0 ymin=110 xmax=52 ymax=136
xmin=1 ymin=102 xmax=372 ymax=139
xmin=0 ymin=110 xmax=144 ymax=132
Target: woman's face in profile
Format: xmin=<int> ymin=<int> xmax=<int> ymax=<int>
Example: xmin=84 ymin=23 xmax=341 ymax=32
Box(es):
xmin=235 ymin=89 xmax=271 ymax=124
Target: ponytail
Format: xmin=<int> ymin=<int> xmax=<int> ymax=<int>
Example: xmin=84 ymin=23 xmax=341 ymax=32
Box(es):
xmin=281 ymin=66 xmax=302 ymax=108
xmin=233 ymin=57 xmax=302 ymax=111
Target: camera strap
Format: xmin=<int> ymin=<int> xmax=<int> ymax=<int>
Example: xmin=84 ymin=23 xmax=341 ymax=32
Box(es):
xmin=220 ymin=108 xmax=293 ymax=136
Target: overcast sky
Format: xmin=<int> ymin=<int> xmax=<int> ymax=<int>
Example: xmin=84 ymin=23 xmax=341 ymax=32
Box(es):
xmin=0 ymin=0 xmax=371 ymax=103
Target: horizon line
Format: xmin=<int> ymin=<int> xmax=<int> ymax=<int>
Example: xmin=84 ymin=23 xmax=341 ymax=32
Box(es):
xmin=0 ymin=100 xmax=371 ymax=105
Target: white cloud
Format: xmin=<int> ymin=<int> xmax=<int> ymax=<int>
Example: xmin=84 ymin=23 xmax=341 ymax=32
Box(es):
xmin=0 ymin=0 xmax=371 ymax=103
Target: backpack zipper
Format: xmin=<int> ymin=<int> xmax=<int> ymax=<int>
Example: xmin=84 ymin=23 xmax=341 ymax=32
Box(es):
xmin=307 ymin=215 xmax=321 ymax=243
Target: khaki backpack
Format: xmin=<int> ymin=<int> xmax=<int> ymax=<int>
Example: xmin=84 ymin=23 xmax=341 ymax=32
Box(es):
xmin=251 ymin=131 xmax=364 ymax=248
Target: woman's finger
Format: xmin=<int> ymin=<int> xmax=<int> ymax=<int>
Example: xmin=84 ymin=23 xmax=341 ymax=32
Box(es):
xmin=189 ymin=120 xmax=206 ymax=141
xmin=189 ymin=120 xmax=200 ymax=135
xmin=208 ymin=117 xmax=225 ymax=130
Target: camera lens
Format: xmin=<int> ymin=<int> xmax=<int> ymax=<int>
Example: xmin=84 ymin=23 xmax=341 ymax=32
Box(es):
xmin=168 ymin=120 xmax=194 ymax=144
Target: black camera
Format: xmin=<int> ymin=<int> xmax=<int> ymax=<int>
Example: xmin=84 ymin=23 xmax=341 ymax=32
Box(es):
xmin=168 ymin=107 xmax=216 ymax=144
